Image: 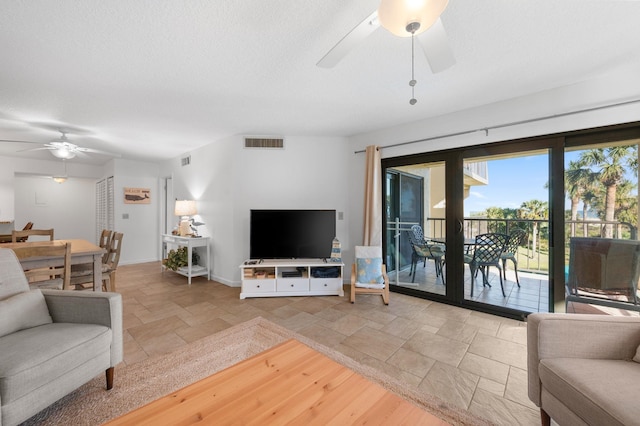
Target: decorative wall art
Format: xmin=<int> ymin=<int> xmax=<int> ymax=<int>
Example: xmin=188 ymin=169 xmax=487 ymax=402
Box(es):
xmin=124 ymin=187 xmax=151 ymax=204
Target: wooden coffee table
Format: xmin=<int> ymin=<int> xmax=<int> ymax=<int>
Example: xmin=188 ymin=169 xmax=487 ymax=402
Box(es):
xmin=106 ymin=339 xmax=449 ymax=425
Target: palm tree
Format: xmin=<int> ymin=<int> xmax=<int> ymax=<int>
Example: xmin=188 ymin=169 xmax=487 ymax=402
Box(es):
xmin=518 ymin=199 xmax=548 ymax=257
xmin=579 ymin=146 xmax=635 ymax=238
xmin=565 ymin=160 xmax=596 ymax=236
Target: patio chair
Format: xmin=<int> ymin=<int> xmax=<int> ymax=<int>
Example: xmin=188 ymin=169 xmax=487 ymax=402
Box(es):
xmin=406 ymin=229 xmax=445 ymax=283
xmin=350 ymin=245 xmax=389 ymax=304
xmin=464 ymin=233 xmax=508 ymax=297
xmin=501 ymin=228 xmax=528 ymax=285
xmin=565 ymin=237 xmax=640 ymax=310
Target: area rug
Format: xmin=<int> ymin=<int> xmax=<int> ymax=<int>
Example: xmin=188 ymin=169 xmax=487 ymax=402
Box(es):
xmin=22 ymin=317 xmax=493 ymax=425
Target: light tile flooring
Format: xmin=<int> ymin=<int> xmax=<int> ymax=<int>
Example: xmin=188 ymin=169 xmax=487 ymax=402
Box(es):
xmin=118 ymin=262 xmax=539 ymax=425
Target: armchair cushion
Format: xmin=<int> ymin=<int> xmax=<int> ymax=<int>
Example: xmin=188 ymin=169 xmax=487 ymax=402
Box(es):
xmin=0 ymin=289 xmax=52 ymax=338
xmin=539 ymin=358 xmax=640 ymax=426
xmin=0 ymin=323 xmax=111 ymax=404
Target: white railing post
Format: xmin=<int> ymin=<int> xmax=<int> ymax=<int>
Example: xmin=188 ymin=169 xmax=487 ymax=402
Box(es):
xmin=394 ymin=217 xmax=400 ymax=285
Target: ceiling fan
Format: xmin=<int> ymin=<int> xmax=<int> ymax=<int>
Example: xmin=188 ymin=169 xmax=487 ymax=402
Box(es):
xmin=316 ymin=0 xmax=455 ymax=74
xmin=0 ymin=131 xmax=121 ymax=160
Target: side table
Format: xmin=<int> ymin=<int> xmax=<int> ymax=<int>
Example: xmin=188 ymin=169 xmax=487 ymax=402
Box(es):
xmin=161 ymin=234 xmax=210 ymax=284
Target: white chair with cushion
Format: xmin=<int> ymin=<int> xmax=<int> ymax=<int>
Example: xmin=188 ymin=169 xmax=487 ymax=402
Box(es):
xmin=0 ymin=248 xmax=122 ymax=426
xmin=350 ymin=245 xmax=389 ymax=305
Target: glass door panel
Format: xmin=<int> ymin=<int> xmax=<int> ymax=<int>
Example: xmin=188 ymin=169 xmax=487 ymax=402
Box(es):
xmin=386 ymin=162 xmax=446 ymax=296
xmin=564 ymin=140 xmax=639 ymax=313
xmin=462 ymin=151 xmax=550 ymax=313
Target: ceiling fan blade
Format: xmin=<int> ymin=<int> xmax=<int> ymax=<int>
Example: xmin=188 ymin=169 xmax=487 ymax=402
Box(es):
xmin=417 ymin=17 xmax=455 ymax=74
xmin=78 ymin=147 xmax=122 ymax=158
xmin=17 ymin=146 xmax=51 ymax=153
xmin=316 ymin=10 xmax=380 ymax=68
xmin=0 ymin=139 xmax=44 ymax=145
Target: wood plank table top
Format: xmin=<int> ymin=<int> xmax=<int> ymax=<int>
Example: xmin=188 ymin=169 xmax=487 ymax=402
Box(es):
xmin=1 ymin=239 xmax=103 ymax=255
xmin=105 ymin=339 xmax=449 ymax=425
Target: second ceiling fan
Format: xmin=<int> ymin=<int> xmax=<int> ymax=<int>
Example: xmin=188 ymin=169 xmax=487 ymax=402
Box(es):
xmin=0 ymin=130 xmax=120 ymax=160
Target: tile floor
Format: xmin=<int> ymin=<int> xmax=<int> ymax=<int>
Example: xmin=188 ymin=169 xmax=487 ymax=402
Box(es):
xmin=118 ymin=262 xmax=540 ymax=425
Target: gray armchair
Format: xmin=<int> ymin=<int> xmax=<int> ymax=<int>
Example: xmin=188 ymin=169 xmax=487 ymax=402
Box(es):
xmin=0 ymin=248 xmax=123 ymax=426
xmin=527 ymin=313 xmax=640 ymax=426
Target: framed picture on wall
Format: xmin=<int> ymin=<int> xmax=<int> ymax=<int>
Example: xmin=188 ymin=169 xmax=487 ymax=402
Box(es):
xmin=124 ymin=187 xmax=151 ymax=204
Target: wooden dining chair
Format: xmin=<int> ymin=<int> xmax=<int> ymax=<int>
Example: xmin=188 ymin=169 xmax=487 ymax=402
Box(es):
xmin=11 ymin=228 xmax=54 ymax=243
xmin=103 ymin=232 xmax=123 ymax=291
xmin=98 ymin=229 xmax=113 ymax=262
xmin=71 ymin=231 xmax=123 ymax=291
xmin=10 ymin=242 xmax=71 ymax=289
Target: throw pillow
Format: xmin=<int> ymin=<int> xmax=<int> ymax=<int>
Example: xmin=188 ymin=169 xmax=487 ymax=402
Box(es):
xmin=356 ymin=257 xmax=384 ymax=284
xmin=0 ymin=289 xmax=52 ymax=338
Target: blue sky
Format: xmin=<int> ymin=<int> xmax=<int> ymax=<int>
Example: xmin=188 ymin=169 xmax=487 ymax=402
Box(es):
xmin=464 ymin=152 xmax=584 ymax=216
xmin=464 ymin=149 xmax=639 ymax=215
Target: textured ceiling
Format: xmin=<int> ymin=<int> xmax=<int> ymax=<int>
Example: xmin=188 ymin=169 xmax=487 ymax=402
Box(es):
xmin=1 ymin=0 xmax=640 ymax=165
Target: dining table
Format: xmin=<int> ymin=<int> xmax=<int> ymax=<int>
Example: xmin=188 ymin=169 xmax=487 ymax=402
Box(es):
xmin=2 ymin=239 xmax=105 ymax=291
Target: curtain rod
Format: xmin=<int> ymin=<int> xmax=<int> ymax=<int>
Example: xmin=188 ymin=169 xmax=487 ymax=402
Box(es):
xmin=354 ymin=98 xmax=640 ymax=154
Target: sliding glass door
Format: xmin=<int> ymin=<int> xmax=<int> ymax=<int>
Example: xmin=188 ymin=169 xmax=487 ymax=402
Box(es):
xmin=385 ymin=162 xmax=446 ymax=296
xmin=382 ymin=123 xmax=640 ymax=319
xmin=383 ymin=141 xmax=556 ymax=318
xmin=461 ymin=150 xmax=550 ymax=314
xmin=564 ymin=135 xmax=640 ymax=314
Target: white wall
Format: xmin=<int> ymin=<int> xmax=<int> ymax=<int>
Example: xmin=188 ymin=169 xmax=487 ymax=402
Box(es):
xmin=14 ymin=175 xmax=95 ymax=241
xmin=0 ymin=157 xmax=103 ymax=222
xmin=0 ymin=157 xmax=16 ymax=222
xmin=111 ymin=159 xmax=161 ymax=265
xmin=165 ymin=135 xmax=351 ymax=285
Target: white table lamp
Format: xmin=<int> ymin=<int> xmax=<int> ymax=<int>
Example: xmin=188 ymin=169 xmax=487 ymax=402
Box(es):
xmin=175 ymin=200 xmax=197 ymax=236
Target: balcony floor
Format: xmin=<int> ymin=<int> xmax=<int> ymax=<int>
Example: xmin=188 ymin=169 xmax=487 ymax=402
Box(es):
xmin=391 ymin=261 xmax=550 ymax=313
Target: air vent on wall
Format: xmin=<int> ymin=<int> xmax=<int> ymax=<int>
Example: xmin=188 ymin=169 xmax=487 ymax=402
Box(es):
xmin=181 ymin=155 xmax=191 ymax=166
xmin=244 ymin=137 xmax=284 ymax=149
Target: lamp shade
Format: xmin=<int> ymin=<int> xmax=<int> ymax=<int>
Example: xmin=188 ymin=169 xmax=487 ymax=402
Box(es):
xmin=377 ymin=0 xmax=449 ymax=37
xmin=174 ymin=200 xmax=197 ymax=217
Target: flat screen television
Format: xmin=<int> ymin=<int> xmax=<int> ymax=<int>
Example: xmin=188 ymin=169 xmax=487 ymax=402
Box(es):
xmin=250 ymin=209 xmax=336 ymax=259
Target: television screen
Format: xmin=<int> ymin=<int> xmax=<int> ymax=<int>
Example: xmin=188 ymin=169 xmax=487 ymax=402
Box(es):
xmin=250 ymin=209 xmax=336 ymax=259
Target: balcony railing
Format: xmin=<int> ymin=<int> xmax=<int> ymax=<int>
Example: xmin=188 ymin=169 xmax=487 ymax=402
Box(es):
xmin=402 ymin=217 xmax=637 ymax=275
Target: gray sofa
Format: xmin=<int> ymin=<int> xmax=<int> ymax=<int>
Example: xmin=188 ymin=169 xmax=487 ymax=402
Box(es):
xmin=0 ymin=248 xmax=123 ymax=426
xmin=528 ymin=313 xmax=640 ymax=426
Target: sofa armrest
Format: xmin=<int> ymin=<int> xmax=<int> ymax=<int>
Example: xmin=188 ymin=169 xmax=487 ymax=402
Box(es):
xmin=527 ymin=313 xmax=640 ymax=406
xmin=41 ymin=290 xmax=123 ymax=367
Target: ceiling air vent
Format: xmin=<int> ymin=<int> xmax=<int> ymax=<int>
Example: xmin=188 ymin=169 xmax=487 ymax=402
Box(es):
xmin=181 ymin=155 xmax=191 ymax=166
xmin=244 ymin=137 xmax=284 ymax=149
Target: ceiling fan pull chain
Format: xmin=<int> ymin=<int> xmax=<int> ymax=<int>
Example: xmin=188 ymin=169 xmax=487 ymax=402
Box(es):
xmin=407 ymin=22 xmax=419 ymax=106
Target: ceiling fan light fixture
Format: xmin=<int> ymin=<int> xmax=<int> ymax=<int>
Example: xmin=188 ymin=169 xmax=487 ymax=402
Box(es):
xmin=50 ymin=147 xmax=76 ymax=159
xmin=377 ymin=0 xmax=449 ymax=37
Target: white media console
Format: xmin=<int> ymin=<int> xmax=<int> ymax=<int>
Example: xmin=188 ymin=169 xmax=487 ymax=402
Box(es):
xmin=239 ymin=259 xmax=344 ymax=299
